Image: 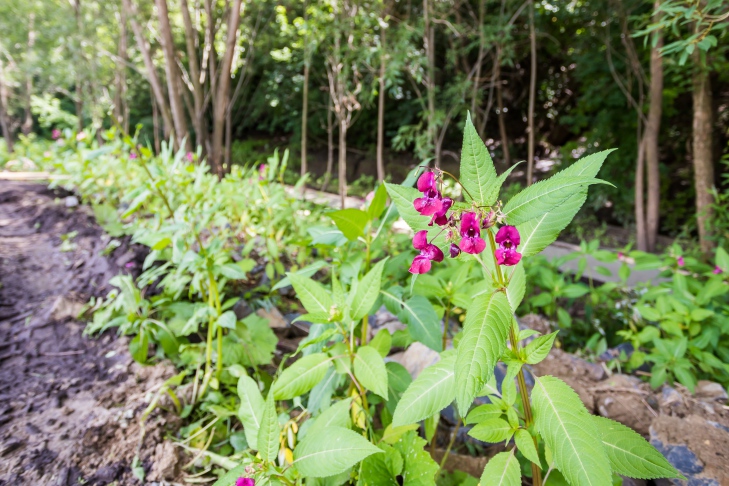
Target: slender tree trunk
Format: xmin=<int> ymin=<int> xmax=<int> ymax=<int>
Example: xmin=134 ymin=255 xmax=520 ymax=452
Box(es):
xmin=339 ymin=117 xmax=347 ymax=209
xmin=526 ymin=0 xmax=536 ymax=185
xmin=470 ymin=0 xmax=485 ymax=120
xmin=423 ymin=0 xmax=436 ymax=166
xmin=301 ymin=63 xmax=310 ymax=177
xmin=635 ymin=136 xmax=647 ymax=251
xmin=376 ymin=25 xmax=386 ymax=182
xmin=115 ymin=2 xmax=130 ymax=132
xmin=156 ymin=0 xmax=190 ymax=150
xmin=496 ymin=60 xmax=510 ymax=166
xmin=151 ymin=86 xmax=161 ymax=153
xmin=211 ymin=0 xmax=242 ymax=175
xmin=123 ymin=0 xmax=172 ymax=139
xmin=301 ymin=1 xmax=309 ymax=178
xmin=692 ymin=51 xmax=714 ymax=254
xmin=322 ymin=98 xmax=334 ymax=193
xmin=22 ymin=13 xmax=35 ymax=136
xmin=180 ymin=0 xmax=205 ymax=152
xmin=644 ymin=5 xmax=663 ymax=253
xmin=0 ymin=58 xmax=13 ymax=153
xmin=73 ymin=2 xmax=84 ymax=133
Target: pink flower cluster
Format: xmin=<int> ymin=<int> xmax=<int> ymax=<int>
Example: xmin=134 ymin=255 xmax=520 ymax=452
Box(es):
xmin=236 ymin=478 xmax=254 ymax=486
xmin=409 ymin=171 xmax=522 ymax=274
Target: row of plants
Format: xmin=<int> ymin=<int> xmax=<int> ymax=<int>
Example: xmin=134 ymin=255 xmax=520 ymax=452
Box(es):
xmin=25 ymin=124 xmax=699 ymax=485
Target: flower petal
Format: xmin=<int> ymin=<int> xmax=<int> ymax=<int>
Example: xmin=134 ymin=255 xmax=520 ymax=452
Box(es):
xmin=495 ymin=225 xmax=520 ymax=247
xmin=423 ymin=244 xmax=444 ymax=262
xmin=417 ymin=171 xmax=437 ymax=192
xmin=449 ymin=243 xmax=461 ymax=258
xmin=413 ymin=230 xmax=429 ymax=250
xmin=414 ymin=196 xmax=443 ymax=216
xmin=409 ymin=255 xmax=432 ymax=274
xmin=460 ymin=236 xmax=486 ymax=254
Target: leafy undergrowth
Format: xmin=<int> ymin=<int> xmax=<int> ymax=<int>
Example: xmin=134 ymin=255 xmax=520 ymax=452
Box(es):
xmin=24 ymin=124 xmax=720 ymax=485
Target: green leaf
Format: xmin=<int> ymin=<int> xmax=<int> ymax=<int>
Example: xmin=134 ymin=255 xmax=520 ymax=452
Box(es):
xmin=306 ymin=397 xmax=353 ymax=437
xmin=359 ymin=443 xmax=402 ymax=486
xmin=468 ymin=418 xmax=513 ymax=443
xmin=272 ymin=260 xmax=328 ymax=291
xmin=211 ymin=464 xmax=250 ymax=486
xmin=217 ymin=310 xmax=237 ymax=330
xmin=392 ymin=353 xmax=456 ymax=427
xmin=381 ymin=290 xmax=442 ymax=352
xmin=517 ymin=191 xmax=586 ymax=258
xmin=716 ymin=246 xmax=729 ymax=273
xmin=257 ymin=389 xmax=279 ymax=460
xmin=273 ymin=353 xmax=332 ymax=400
xmin=455 ymin=291 xmax=511 ymax=416
xmin=220 ymin=262 xmax=249 ymax=280
xmin=464 ymin=403 xmax=501 ymax=425
xmin=503 ymin=176 xmax=611 ymax=226
xmin=129 ymin=330 xmax=149 ymax=364
xmin=237 ymin=375 xmax=265 ymax=450
xmin=293 ymin=426 xmax=382 ymax=478
xmin=368 ymin=183 xmax=388 ymax=220
xmin=381 ymin=423 xmax=420 ymax=444
xmin=514 ymin=429 xmax=541 ymax=467
xmin=289 ymin=273 xmax=334 ymax=316
xmin=349 ymin=259 xmax=388 ymax=321
xmin=479 ymin=450 xmax=521 ymax=486
xmin=354 ymin=346 xmax=389 ymax=399
xmin=370 ymin=328 xmax=392 ymax=358
xmin=559 ymin=149 xmax=614 ymax=179
xmin=391 ymin=430 xmax=440 ymax=485
xmin=330 ymin=208 xmax=369 ymax=241
xmin=460 ymin=113 xmax=498 ymax=206
xmin=532 ymin=376 xmax=612 ymax=486
xmin=591 ymin=416 xmax=683 ymax=480
xmin=524 ymin=331 xmax=558 ymax=364
xmin=507 ymin=262 xmax=526 ymax=311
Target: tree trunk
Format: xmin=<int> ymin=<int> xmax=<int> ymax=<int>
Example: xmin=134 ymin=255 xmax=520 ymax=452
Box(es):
xmin=151 ymin=86 xmax=161 ymax=153
xmin=339 ymin=117 xmax=347 ymax=209
xmin=22 ymin=13 xmax=35 ymax=136
xmin=526 ymin=0 xmax=536 ymax=185
xmin=496 ymin=61 xmax=510 ymax=166
xmin=470 ymin=0 xmax=485 ymax=121
xmin=156 ymin=0 xmax=190 ymax=150
xmin=115 ymin=2 xmax=130 ymax=132
xmin=180 ymin=0 xmax=205 ymax=152
xmin=644 ymin=4 xmax=663 ymax=252
xmin=0 ymin=58 xmax=13 ymax=153
xmin=376 ymin=25 xmax=386 ymax=182
xmin=301 ymin=61 xmax=310 ymax=177
xmin=322 ymin=98 xmax=334 ymax=193
xmin=123 ymin=0 xmax=172 ymax=139
xmin=635 ymin=136 xmax=647 ymax=251
xmin=210 ymin=0 xmax=243 ymax=175
xmin=423 ymin=0 xmax=436 ymax=166
xmin=692 ymin=51 xmax=714 ymax=254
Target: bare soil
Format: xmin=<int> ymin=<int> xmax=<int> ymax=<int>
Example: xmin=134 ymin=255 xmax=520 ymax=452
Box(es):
xmin=0 ymin=181 xmax=180 ymax=485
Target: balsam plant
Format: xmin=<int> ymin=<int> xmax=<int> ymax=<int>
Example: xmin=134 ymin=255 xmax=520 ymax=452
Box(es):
xmin=381 ymin=116 xmax=683 ymax=486
xmin=220 ymin=117 xmax=683 ymax=486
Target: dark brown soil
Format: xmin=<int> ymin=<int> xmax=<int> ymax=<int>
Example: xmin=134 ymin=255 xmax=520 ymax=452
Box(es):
xmin=0 ymin=181 xmax=178 ymax=485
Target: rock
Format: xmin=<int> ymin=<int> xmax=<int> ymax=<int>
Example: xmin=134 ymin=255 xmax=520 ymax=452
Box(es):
xmin=695 ymin=381 xmax=728 ymax=403
xmin=518 ymin=313 xmax=551 ymax=335
xmin=599 ymin=342 xmax=635 ymax=362
xmin=64 ymin=196 xmax=79 ymax=207
xmin=257 ymin=307 xmax=287 ymax=329
xmin=387 ymin=342 xmax=439 ymax=379
xmin=368 ymin=307 xmax=407 ymax=341
xmin=620 ymin=478 xmax=646 ymax=486
xmin=660 ymin=385 xmax=684 ymax=409
xmin=147 ymin=441 xmax=180 ymax=481
xmin=594 ymin=374 xmax=656 ymax=436
xmin=50 ymin=295 xmax=85 ymax=321
xmin=650 ymin=415 xmax=729 ymax=485
xmin=233 ymin=300 xmax=253 ymax=320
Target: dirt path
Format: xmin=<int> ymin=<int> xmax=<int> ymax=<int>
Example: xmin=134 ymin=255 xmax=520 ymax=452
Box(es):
xmin=0 ymin=181 xmax=179 ymax=485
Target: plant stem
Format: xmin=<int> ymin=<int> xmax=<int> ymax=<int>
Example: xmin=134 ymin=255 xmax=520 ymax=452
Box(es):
xmin=488 ymin=229 xmax=543 ymax=486
xmin=442 ymin=303 xmax=451 ymax=351
xmin=361 ymin=237 xmax=372 ymax=345
xmin=438 ymin=418 xmax=461 ymax=472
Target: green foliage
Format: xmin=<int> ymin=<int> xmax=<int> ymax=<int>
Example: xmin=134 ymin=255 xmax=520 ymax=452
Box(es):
xmin=293 ymin=427 xmax=382 ymax=478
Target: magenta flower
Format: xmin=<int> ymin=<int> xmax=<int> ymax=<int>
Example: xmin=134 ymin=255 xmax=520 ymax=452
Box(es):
xmin=677 ymin=256 xmax=684 ymax=267
xmin=258 ymin=164 xmax=267 ymax=181
xmin=51 ymin=129 xmax=61 ymax=140
xmin=429 ymin=197 xmax=452 ymax=226
xmin=236 ymin=478 xmax=255 ymax=486
xmin=449 ymin=243 xmax=461 ymax=258
xmin=714 ymin=265 xmax=722 ymax=275
xmin=186 ymin=152 xmax=194 ymax=162
xmin=481 ymin=210 xmax=495 ymax=229
xmin=494 ymin=225 xmax=522 ymax=266
xmin=409 ymin=230 xmax=444 ymax=274
xmin=459 ymin=212 xmax=486 ymax=254
xmin=414 ymin=171 xmax=444 ymax=216
xmin=417 ymin=171 xmax=438 ymax=192
xmin=130 ymin=152 xmax=138 ymax=159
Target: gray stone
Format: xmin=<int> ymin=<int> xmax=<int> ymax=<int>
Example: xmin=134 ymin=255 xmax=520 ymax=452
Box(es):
xmin=387 ymin=342 xmax=439 ymax=379
xmin=64 ymin=196 xmax=79 ymax=207
xmin=695 ymin=380 xmax=728 ymax=402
